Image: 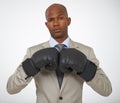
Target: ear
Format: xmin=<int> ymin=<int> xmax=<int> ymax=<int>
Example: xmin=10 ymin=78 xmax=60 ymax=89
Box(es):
xmin=45 ymin=22 xmax=48 ymax=28
xmin=67 ymin=17 xmax=71 ymax=26
xmin=45 ymin=22 xmax=47 ymax=26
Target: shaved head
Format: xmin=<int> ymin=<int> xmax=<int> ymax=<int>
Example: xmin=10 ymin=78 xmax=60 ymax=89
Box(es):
xmin=45 ymin=3 xmax=68 ymax=20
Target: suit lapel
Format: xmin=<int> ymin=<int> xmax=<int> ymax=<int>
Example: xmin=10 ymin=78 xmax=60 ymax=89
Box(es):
xmin=69 ymin=39 xmax=79 ymax=49
xmin=42 ymin=41 xmax=50 ymax=48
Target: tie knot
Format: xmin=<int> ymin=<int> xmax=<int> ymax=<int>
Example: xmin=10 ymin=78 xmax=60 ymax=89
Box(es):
xmin=55 ymin=44 xmax=67 ymax=52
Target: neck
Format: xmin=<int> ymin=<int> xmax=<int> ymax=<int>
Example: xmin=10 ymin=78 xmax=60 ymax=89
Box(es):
xmin=55 ymin=35 xmax=68 ymax=43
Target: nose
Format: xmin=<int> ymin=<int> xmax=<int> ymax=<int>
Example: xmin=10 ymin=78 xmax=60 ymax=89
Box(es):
xmin=53 ymin=19 xmax=59 ymax=26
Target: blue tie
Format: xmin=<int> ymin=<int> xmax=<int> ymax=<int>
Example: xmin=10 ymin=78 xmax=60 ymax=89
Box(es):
xmin=55 ymin=44 xmax=66 ymax=89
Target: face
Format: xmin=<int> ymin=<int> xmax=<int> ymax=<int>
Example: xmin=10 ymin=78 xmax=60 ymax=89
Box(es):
xmin=45 ymin=4 xmax=71 ymax=42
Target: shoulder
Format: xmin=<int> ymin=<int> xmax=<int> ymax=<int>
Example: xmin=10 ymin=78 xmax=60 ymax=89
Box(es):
xmin=70 ymin=39 xmax=93 ymax=53
xmin=73 ymin=41 xmax=92 ymax=49
xmin=71 ymin=40 xmax=99 ymax=65
xmin=27 ymin=41 xmax=50 ymax=55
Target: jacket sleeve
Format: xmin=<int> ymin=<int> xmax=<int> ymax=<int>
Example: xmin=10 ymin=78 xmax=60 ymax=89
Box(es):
xmin=86 ymin=48 xmax=112 ymax=96
xmin=6 ymin=48 xmax=33 ymax=94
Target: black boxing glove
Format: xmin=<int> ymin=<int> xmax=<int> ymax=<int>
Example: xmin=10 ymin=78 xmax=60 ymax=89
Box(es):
xmin=59 ymin=48 xmax=97 ymax=81
xmin=22 ymin=48 xmax=59 ymax=77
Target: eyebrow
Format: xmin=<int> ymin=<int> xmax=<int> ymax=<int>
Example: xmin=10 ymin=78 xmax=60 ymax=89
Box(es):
xmin=47 ymin=14 xmax=66 ymax=19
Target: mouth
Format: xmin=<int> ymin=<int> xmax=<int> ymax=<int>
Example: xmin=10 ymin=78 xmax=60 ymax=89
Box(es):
xmin=53 ymin=29 xmax=61 ymax=34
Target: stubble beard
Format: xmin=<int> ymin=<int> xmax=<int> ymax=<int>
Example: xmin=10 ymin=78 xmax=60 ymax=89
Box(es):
xmin=50 ymin=29 xmax=68 ymax=40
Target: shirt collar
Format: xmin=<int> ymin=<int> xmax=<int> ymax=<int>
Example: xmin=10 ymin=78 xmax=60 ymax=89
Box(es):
xmin=49 ymin=37 xmax=70 ymax=48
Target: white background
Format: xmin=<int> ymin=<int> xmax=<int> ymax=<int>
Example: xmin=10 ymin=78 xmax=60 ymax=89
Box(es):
xmin=0 ymin=0 xmax=120 ymax=103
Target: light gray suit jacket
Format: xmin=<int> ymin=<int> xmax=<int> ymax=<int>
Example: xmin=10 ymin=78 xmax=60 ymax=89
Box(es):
xmin=7 ymin=39 xmax=112 ymax=103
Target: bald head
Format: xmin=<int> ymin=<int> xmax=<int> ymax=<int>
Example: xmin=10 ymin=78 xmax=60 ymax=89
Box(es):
xmin=45 ymin=3 xmax=68 ymax=20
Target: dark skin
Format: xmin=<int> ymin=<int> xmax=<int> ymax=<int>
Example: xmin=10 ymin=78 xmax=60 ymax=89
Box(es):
xmin=45 ymin=4 xmax=71 ymax=43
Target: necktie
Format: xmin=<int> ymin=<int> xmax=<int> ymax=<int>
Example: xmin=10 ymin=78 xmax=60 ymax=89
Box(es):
xmin=55 ymin=44 xmax=66 ymax=89
xmin=55 ymin=44 xmax=66 ymax=52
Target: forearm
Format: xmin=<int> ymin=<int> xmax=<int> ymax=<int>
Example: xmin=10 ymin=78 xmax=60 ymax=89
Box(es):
xmin=87 ymin=68 xmax=112 ymax=96
xmin=85 ymin=48 xmax=112 ymax=96
xmin=6 ymin=65 xmax=32 ymax=94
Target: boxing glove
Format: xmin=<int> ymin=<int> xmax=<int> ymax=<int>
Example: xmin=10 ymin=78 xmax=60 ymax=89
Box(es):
xmin=59 ymin=48 xmax=97 ymax=81
xmin=22 ymin=48 xmax=59 ymax=77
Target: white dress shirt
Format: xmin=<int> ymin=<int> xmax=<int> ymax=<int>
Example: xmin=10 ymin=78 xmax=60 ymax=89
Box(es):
xmin=49 ymin=37 xmax=70 ymax=48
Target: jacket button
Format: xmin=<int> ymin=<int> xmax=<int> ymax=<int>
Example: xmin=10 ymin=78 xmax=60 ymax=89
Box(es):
xmin=59 ymin=96 xmax=63 ymax=100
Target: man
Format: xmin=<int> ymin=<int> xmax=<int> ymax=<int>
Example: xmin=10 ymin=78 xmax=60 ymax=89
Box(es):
xmin=7 ymin=3 xmax=112 ymax=103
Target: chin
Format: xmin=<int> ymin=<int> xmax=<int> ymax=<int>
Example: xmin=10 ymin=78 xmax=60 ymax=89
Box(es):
xmin=52 ymin=34 xmax=64 ymax=39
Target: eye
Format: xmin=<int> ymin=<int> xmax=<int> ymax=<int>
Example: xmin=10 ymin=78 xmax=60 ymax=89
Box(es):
xmin=59 ymin=16 xmax=64 ymax=20
xmin=47 ymin=18 xmax=54 ymax=22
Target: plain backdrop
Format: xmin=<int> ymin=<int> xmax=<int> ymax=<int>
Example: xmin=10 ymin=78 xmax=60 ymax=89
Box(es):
xmin=0 ymin=0 xmax=120 ymax=103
